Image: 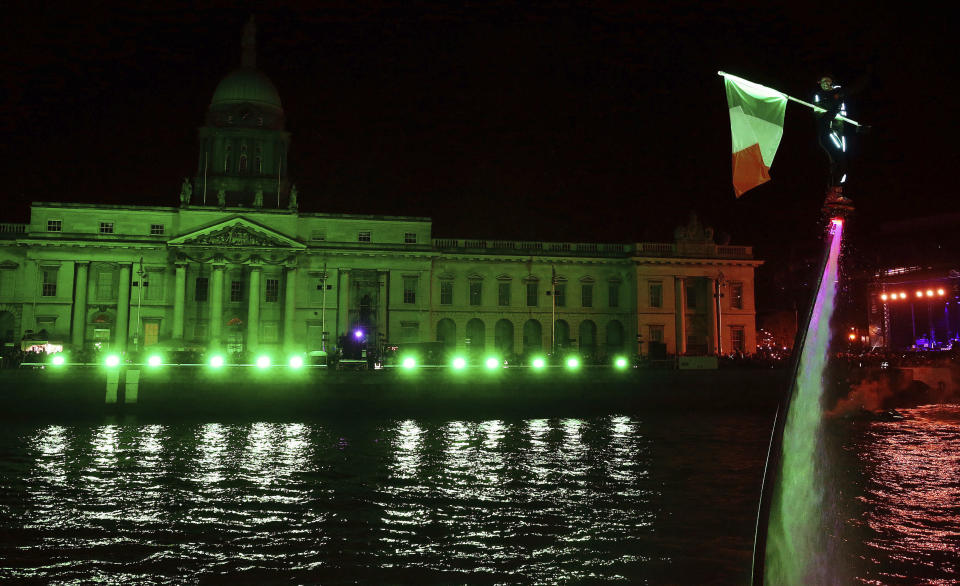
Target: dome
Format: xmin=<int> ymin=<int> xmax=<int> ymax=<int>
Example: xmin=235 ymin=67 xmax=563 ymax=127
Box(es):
xmin=210 ymin=67 xmax=282 ymax=111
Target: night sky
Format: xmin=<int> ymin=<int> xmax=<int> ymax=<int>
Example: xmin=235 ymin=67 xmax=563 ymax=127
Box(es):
xmin=2 ymin=2 xmax=954 ymax=264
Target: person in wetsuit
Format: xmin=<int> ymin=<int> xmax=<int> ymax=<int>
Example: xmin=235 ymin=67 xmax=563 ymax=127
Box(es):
xmin=814 ymin=75 xmax=849 ymax=198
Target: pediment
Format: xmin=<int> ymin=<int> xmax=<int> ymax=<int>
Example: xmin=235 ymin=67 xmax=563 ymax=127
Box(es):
xmin=168 ymin=217 xmax=306 ymax=250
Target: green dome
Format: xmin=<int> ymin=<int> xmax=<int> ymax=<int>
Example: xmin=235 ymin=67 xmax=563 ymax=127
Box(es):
xmin=210 ymin=67 xmax=282 ymax=111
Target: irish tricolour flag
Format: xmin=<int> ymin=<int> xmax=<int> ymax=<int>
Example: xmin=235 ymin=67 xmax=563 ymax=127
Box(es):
xmin=724 ymin=75 xmax=787 ymax=197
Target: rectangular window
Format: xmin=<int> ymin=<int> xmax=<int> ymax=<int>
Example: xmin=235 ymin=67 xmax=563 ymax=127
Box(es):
xmin=498 ymin=282 xmax=511 ymax=306
xmin=144 ymin=273 xmax=162 ymax=301
xmin=581 ymin=284 xmax=593 ymax=307
xmin=263 ymin=322 xmax=279 ymax=343
xmin=400 ymin=321 xmax=419 ymax=341
xmin=404 ymin=232 xmax=417 ymax=244
xmin=554 ymin=284 xmax=566 ymax=307
xmin=686 ymin=284 xmax=696 ymax=309
xmin=608 ymin=282 xmax=620 ymax=308
xmin=649 ymin=325 xmax=664 ymax=343
xmin=358 ymin=231 xmax=371 ymax=242
xmin=46 ymin=220 xmax=62 ymax=232
xmin=403 ymin=277 xmax=418 ymax=304
xmin=40 ymin=268 xmax=57 ymax=297
xmin=526 ymin=282 xmax=538 ymax=307
xmin=230 ymin=280 xmax=243 ymax=302
xmin=97 ymin=270 xmax=114 ymax=300
xmin=265 ymin=278 xmax=279 ymax=302
xmin=150 ymin=224 xmax=165 ymax=235
xmin=440 ymin=281 xmax=453 ymax=305
xmin=730 ymin=281 xmax=744 ymax=310
xmin=310 ymin=229 xmax=326 ymax=242
xmin=469 ymin=281 xmax=482 ymax=306
xmin=195 ymin=277 xmax=209 ymax=302
xmin=731 ymin=325 xmax=746 ymax=353
xmin=99 ymin=222 xmax=114 ymax=234
xmin=649 ymin=281 xmax=662 ymax=308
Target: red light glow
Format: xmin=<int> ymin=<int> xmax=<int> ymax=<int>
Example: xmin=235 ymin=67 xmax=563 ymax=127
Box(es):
xmin=900 ymin=293 xmax=907 ymax=299
xmin=881 ymin=294 xmax=888 ymax=301
xmin=927 ymin=290 xmax=934 ymax=297
xmin=938 ymin=289 xmax=946 ymax=296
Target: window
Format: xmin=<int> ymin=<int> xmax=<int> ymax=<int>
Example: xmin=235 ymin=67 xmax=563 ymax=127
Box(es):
xmin=97 ymin=270 xmax=114 ymax=300
xmin=265 ymin=278 xmax=279 ymax=302
xmin=686 ymin=284 xmax=697 ymax=309
xmin=554 ymin=284 xmax=566 ymax=307
xmin=230 ymin=280 xmax=243 ymax=302
xmin=581 ymin=284 xmax=593 ymax=308
xmin=239 ymin=144 xmax=248 ymax=172
xmin=99 ymin=222 xmax=114 ymax=235
xmin=608 ymin=282 xmax=620 ymax=308
xmin=40 ymin=268 xmax=57 ymax=297
xmin=440 ymin=281 xmax=453 ymax=305
xmin=46 ymin=220 xmax=62 ymax=233
xmin=312 ymin=276 xmax=331 ymax=304
xmin=195 ymin=277 xmax=209 ymax=302
xmin=469 ymin=281 xmax=482 ymax=306
xmin=649 ymin=325 xmax=664 ymax=343
xmin=498 ymin=282 xmax=511 ymax=306
xmin=730 ymin=325 xmax=745 ymax=353
xmin=150 ymin=224 xmax=165 ymax=235
xmin=144 ymin=273 xmax=162 ymax=301
xmin=37 ymin=316 xmax=56 ymax=334
xmin=403 ymin=277 xmax=418 ymax=304
xmin=358 ymin=231 xmax=371 ymax=242
xmin=649 ymin=281 xmax=662 ymax=308
xmin=224 ymin=144 xmax=232 ymax=172
xmin=404 ymin=232 xmax=417 ymax=244
xmin=263 ymin=322 xmax=279 ymax=343
xmin=730 ymin=281 xmax=744 ymax=310
xmin=400 ymin=321 xmax=419 ymax=341
xmin=310 ymin=229 xmax=326 ymax=242
xmin=526 ymin=282 xmax=538 ymax=307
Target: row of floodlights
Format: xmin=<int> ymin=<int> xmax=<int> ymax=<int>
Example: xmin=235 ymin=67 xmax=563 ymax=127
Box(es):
xmin=880 ymin=289 xmax=946 ymax=301
xmin=48 ymin=354 xmax=631 ymax=371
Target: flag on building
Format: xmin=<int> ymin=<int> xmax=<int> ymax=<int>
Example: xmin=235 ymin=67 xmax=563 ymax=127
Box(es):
xmin=724 ymin=75 xmax=787 ymax=197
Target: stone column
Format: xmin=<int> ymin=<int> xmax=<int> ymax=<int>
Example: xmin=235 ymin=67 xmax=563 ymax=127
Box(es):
xmin=246 ymin=263 xmax=262 ymax=351
xmin=116 ymin=263 xmax=131 ymax=352
xmin=706 ymin=277 xmax=719 ymax=355
xmin=674 ymin=276 xmax=686 ymax=356
xmin=283 ymin=265 xmax=297 ymax=352
xmin=172 ymin=262 xmax=187 ymax=340
xmin=71 ymin=262 xmax=89 ymax=348
xmin=210 ymin=262 xmax=225 ymax=347
xmin=337 ymin=269 xmax=350 ymax=341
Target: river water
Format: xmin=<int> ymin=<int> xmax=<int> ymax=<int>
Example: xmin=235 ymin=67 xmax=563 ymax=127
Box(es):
xmin=0 ymin=406 xmax=957 ymax=584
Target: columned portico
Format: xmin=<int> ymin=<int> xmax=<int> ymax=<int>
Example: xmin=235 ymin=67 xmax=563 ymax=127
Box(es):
xmin=71 ymin=262 xmax=88 ymax=347
xmin=116 ymin=263 xmax=131 ymax=352
xmin=173 ymin=261 xmax=187 ymax=340
xmin=674 ymin=276 xmax=686 ymax=356
xmin=246 ymin=261 xmax=262 ymax=350
xmin=283 ymin=264 xmax=297 ymax=351
xmin=210 ymin=261 xmax=225 ymax=346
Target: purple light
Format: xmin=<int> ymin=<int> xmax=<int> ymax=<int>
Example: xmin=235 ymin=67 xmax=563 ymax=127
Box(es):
xmin=354 ymin=329 xmax=364 ymax=339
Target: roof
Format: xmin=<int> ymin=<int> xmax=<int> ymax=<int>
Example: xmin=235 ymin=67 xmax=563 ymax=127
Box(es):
xmin=210 ymin=67 xmax=282 ymax=111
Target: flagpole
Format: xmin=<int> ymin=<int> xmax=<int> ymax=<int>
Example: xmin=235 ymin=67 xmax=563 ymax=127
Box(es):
xmin=718 ymin=71 xmax=862 ymax=127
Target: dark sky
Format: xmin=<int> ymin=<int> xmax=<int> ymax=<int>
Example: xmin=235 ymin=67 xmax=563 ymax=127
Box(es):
xmin=1 ymin=1 xmax=954 ymax=262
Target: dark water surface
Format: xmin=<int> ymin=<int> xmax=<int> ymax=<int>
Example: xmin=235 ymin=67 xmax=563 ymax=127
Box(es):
xmin=1 ymin=406 xmax=958 ymax=584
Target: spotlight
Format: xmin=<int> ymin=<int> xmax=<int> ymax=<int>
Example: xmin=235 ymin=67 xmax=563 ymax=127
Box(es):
xmin=614 ymin=356 xmax=628 ymax=369
xmin=51 ymin=354 xmax=65 ymax=366
xmin=288 ymin=356 xmax=304 ymax=369
xmin=147 ymin=355 xmax=163 ymax=367
xmin=209 ymin=355 xmax=225 ymax=368
xmin=927 ymin=290 xmax=934 ymax=297
xmin=485 ymin=357 xmax=500 ymax=370
xmin=532 ymin=357 xmax=546 ymax=369
xmin=938 ymin=288 xmax=946 ymax=296
xmin=917 ymin=291 xmax=924 ymax=298
xmin=566 ymin=357 xmax=580 ymax=369
xmin=880 ymin=294 xmax=888 ymax=301
xmin=900 ymin=292 xmax=907 ymax=299
xmin=452 ymin=356 xmax=467 ymax=370
xmin=402 ymin=356 xmax=416 ymax=369
xmin=354 ymin=329 xmax=364 ymax=339
xmin=256 ymin=356 xmax=271 ymax=369
xmin=105 ymin=354 xmax=120 ymax=367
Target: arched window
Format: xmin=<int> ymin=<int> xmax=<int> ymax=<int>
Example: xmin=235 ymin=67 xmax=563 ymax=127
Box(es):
xmin=466 ymin=318 xmax=485 ymax=355
xmin=523 ymin=319 xmax=542 ymax=354
xmin=554 ymin=319 xmax=571 ymax=350
xmin=579 ymin=320 xmax=597 ymax=357
xmin=606 ymin=320 xmax=625 ymax=353
xmin=239 ymin=144 xmax=248 ymax=173
xmin=495 ymin=319 xmax=514 ymax=354
xmin=436 ymin=319 xmax=456 ymax=349
xmin=224 ymin=144 xmax=232 ymax=173
xmin=255 ymin=145 xmax=262 ymax=174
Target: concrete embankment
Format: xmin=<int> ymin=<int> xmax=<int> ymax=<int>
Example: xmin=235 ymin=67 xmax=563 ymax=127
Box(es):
xmin=0 ymin=366 xmax=788 ymax=421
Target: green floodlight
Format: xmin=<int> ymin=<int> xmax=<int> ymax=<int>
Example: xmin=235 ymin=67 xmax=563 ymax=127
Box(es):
xmin=51 ymin=354 xmax=65 ymax=366
xmin=485 ymin=357 xmax=500 ymax=370
xmin=532 ymin=357 xmax=546 ymax=369
xmin=402 ymin=356 xmax=417 ymax=370
xmin=452 ymin=356 xmax=467 ymax=370
xmin=256 ymin=356 xmax=271 ymax=369
xmin=105 ymin=354 xmax=121 ymax=368
xmin=209 ymin=355 xmax=225 ymax=369
xmin=566 ymin=356 xmax=581 ymax=370
xmin=614 ymin=356 xmax=629 ymax=370
xmin=147 ymin=354 xmax=163 ymax=368
xmin=289 ymin=355 xmax=304 ymax=369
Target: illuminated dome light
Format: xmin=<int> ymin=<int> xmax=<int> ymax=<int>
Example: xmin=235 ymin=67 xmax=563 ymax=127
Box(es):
xmin=566 ymin=357 xmax=581 ymax=370
xmin=452 ymin=356 xmax=467 ymax=370
xmin=256 ymin=356 xmax=271 ymax=369
xmin=147 ymin=355 xmax=163 ymax=367
xmin=532 ymin=357 xmax=546 ymax=369
xmin=209 ymin=355 xmax=225 ymax=368
xmin=485 ymin=357 xmax=500 ymax=370
xmin=105 ymin=354 xmax=121 ymax=368
xmin=51 ymin=354 xmax=65 ymax=366
xmin=614 ymin=356 xmax=629 ymax=369
xmin=288 ymin=356 xmax=304 ymax=369
xmin=402 ymin=357 xmax=416 ymax=369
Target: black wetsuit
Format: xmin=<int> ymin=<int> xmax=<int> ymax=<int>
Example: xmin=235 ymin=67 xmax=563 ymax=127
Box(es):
xmin=814 ymin=87 xmax=847 ymax=187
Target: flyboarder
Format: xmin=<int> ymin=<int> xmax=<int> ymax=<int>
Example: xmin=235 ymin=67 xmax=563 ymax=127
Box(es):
xmin=815 ymin=73 xmax=868 ymax=214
